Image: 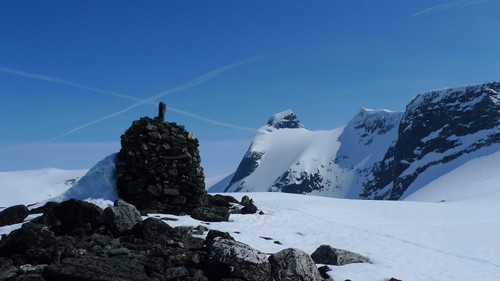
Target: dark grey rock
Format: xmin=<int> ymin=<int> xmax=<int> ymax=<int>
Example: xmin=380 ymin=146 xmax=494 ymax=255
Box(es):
xmin=29 ymin=201 xmax=60 ymax=214
xmin=131 ymin=217 xmax=172 ymax=242
xmin=0 ymin=223 xmax=56 ymax=263
xmin=205 ymin=230 xmax=234 ymax=246
xmin=311 ymin=244 xmax=370 ymax=265
xmin=267 ymin=110 xmax=305 ymax=129
xmin=165 ymin=266 xmax=189 ymax=279
xmin=207 ymin=238 xmax=272 ymax=281
xmin=269 ymin=248 xmax=323 ymax=281
xmin=168 ymin=226 xmax=205 ymax=250
xmin=102 ymin=200 xmax=142 ymax=235
xmin=10 ymin=274 xmax=45 ymax=281
xmin=157 ymin=102 xmax=166 ymax=121
xmin=0 ymin=205 xmax=29 ymax=227
xmin=116 ymin=114 xmax=206 ymax=215
xmin=163 ymin=188 xmax=180 ymax=196
xmin=240 ymin=196 xmax=258 ymax=214
xmin=191 ymin=206 xmax=229 ymax=222
xmin=0 ymin=257 xmax=17 ymax=281
xmin=19 ymin=264 xmax=47 ymax=274
xmin=317 ymin=265 xmax=332 ymax=280
xmin=43 ymin=256 xmax=151 ymax=281
xmin=108 ymin=247 xmax=130 ymax=256
xmin=51 ymin=199 xmax=104 ymax=235
xmin=187 ymin=269 xmax=209 ymax=281
xmin=194 ymin=225 xmax=208 ymax=234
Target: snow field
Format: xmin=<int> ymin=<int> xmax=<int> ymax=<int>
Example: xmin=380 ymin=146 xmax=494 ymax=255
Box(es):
xmin=0 ymin=168 xmax=88 ymax=207
xmin=163 ymin=192 xmax=500 ymax=281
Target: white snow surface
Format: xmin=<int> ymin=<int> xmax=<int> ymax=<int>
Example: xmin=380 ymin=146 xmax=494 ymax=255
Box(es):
xmin=0 ymin=168 xmax=88 ymax=207
xmin=227 ymin=126 xmax=344 ymax=193
xmin=59 ymin=153 xmax=119 ymax=202
xmin=206 ymin=172 xmax=235 ymax=192
xmin=148 ymin=187 xmax=500 ymax=281
xmin=205 ymin=172 xmax=234 ymax=190
xmin=405 ymin=150 xmax=500 ymax=203
xmin=1 ymin=151 xmax=500 ymax=280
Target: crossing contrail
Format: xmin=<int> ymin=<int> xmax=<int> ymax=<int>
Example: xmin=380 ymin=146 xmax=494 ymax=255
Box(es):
xmin=1 ymin=53 xmax=268 ymax=141
xmin=412 ymin=0 xmax=491 ymax=17
xmin=0 ymin=66 xmax=133 ymax=101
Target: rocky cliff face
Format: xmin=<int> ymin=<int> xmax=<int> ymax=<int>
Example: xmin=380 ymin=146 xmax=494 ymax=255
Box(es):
xmin=215 ymin=81 xmax=500 ymax=200
xmin=387 ymin=81 xmax=500 ymax=199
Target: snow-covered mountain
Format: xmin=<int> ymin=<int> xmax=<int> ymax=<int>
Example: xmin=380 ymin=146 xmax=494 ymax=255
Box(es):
xmin=215 ymin=81 xmax=500 ymax=199
xmin=0 ymin=168 xmax=88 ymax=207
xmin=2 ymin=150 xmax=500 ymax=281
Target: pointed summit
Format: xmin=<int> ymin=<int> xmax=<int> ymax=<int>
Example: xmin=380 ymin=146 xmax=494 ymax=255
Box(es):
xmin=266 ymin=109 xmax=305 ymax=129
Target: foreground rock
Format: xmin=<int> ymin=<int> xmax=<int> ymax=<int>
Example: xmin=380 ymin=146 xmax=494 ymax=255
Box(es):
xmin=206 ymin=237 xmax=272 ymax=281
xmin=43 ymin=256 xmax=151 ymax=281
xmin=269 ymin=248 xmax=323 ymax=281
xmin=311 ymin=244 xmax=370 ymax=265
xmin=0 ymin=205 xmax=29 ymax=227
xmin=103 ymin=200 xmax=142 ymax=235
xmin=0 ymin=199 xmax=269 ymax=281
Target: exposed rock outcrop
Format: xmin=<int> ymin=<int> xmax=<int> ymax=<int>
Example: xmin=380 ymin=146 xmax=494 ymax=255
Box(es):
xmin=311 ymin=244 xmax=370 ymax=265
xmin=269 ymin=248 xmax=323 ymax=281
xmin=206 ymin=237 xmax=272 ymax=281
xmin=102 ymin=200 xmax=143 ymax=236
xmin=0 ymin=205 xmax=29 ymax=227
xmin=0 ymin=199 xmax=334 ymax=281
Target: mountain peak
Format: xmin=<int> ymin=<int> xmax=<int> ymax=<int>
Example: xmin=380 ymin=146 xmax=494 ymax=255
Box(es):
xmin=266 ymin=109 xmax=305 ymax=129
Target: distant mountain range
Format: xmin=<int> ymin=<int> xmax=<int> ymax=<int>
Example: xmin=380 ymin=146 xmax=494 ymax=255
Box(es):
xmin=210 ymin=81 xmax=500 ymax=200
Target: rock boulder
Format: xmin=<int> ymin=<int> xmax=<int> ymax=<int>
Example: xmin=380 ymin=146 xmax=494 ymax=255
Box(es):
xmin=269 ymin=248 xmax=323 ymax=281
xmin=206 ymin=238 xmax=272 ymax=281
xmin=0 ymin=205 xmax=29 ymax=227
xmin=311 ymin=244 xmax=370 ymax=265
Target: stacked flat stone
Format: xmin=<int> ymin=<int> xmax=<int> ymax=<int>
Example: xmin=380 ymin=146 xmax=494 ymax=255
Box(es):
xmin=116 ymin=112 xmax=206 ymax=215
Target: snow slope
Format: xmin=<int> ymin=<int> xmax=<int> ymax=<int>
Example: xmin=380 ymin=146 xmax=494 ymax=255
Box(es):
xmin=162 ymin=191 xmax=500 ymax=281
xmin=222 ymin=108 xmax=403 ymax=198
xmin=405 ymin=150 xmax=500 ymax=203
xmin=206 ymin=172 xmax=234 ymax=192
xmin=226 ymin=125 xmax=345 ymax=193
xmin=0 ymin=168 xmax=87 ymax=207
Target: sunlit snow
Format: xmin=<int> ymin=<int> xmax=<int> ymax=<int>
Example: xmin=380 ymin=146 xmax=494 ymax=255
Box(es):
xmin=1 ymin=151 xmax=499 ymax=281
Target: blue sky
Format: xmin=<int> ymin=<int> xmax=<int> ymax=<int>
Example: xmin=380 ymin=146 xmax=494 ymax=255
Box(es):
xmin=1 ymin=0 xmax=499 ymax=178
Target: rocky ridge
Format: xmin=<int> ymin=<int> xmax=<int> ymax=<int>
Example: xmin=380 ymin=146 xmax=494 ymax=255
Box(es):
xmin=217 ymin=81 xmax=500 ymax=200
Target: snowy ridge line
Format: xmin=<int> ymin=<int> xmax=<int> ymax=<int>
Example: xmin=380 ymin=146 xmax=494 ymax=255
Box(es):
xmin=213 ymin=80 xmax=500 ymax=202
xmin=406 ymin=81 xmax=500 ymax=112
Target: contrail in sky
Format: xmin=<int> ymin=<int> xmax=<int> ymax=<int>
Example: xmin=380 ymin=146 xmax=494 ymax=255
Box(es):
xmin=0 ymin=66 xmax=133 ymax=101
xmin=1 ymin=54 xmax=268 ymax=141
xmin=412 ymin=0 xmax=491 ymax=17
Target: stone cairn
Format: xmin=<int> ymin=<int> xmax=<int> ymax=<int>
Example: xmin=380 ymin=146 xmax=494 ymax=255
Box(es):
xmin=116 ymin=102 xmax=207 ymax=215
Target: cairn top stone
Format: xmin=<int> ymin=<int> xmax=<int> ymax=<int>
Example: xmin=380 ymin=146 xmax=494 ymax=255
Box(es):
xmin=157 ymin=102 xmax=166 ymax=121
